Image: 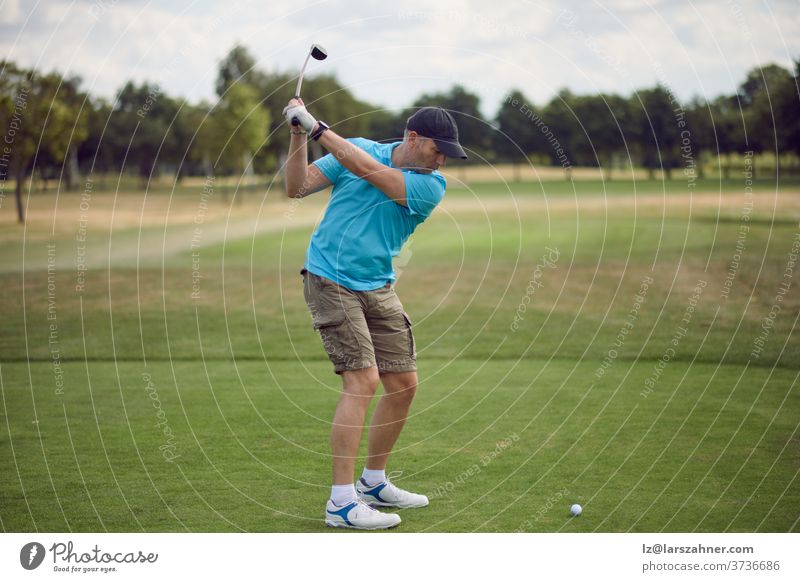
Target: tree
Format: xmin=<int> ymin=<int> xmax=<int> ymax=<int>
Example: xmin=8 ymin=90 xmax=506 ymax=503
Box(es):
xmin=629 ymin=86 xmax=682 ymax=179
xmin=209 ymin=83 xmax=270 ymax=179
xmin=215 ymin=44 xmax=268 ymax=98
xmin=494 ymin=89 xmax=540 ymax=180
xmin=541 ymin=89 xmax=580 ymax=178
xmin=706 ymin=95 xmax=747 ymax=178
xmin=744 ymin=63 xmax=797 ymax=160
xmin=77 ymin=97 xmax=115 ymax=176
xmin=684 ymin=97 xmax=715 ymax=178
xmin=177 ymin=101 xmax=216 ymax=177
xmin=566 ymin=94 xmax=604 ymax=168
xmin=365 ymin=108 xmax=404 ymax=143
xmin=48 ymin=74 xmax=89 ymax=190
xmin=779 ymin=60 xmax=800 ymax=160
xmin=738 ymin=63 xmax=793 ymax=107
xmin=586 ymin=94 xmax=632 ymax=179
xmin=0 ymin=62 xmax=87 ymax=223
xmin=105 ymin=80 xmax=181 ymax=184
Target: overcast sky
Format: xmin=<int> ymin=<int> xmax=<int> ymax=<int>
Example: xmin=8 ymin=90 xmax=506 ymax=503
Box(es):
xmin=1 ymin=0 xmax=798 ymax=116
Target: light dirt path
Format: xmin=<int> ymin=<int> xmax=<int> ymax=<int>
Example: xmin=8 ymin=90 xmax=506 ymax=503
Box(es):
xmin=2 ymin=188 xmax=797 ymax=272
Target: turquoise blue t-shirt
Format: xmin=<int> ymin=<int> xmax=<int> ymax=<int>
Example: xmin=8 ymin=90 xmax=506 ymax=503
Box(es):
xmin=305 ymin=138 xmax=446 ymax=291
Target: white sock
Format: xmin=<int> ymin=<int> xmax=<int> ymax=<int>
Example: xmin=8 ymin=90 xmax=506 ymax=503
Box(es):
xmin=361 ymin=468 xmax=386 ymax=487
xmin=330 ymin=484 xmax=357 ymax=506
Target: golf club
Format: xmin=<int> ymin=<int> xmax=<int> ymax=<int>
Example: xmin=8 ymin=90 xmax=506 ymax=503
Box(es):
xmin=292 ymin=43 xmax=328 ymax=126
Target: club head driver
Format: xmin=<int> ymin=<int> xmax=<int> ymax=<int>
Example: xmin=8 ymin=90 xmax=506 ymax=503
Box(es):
xmin=310 ymin=44 xmax=328 ymax=61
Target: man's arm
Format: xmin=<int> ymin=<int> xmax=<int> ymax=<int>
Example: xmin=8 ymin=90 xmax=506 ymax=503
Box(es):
xmin=284 ymin=114 xmax=332 ymax=198
xmin=283 ymin=98 xmax=407 ymax=206
xmin=316 ymin=129 xmax=408 ymax=207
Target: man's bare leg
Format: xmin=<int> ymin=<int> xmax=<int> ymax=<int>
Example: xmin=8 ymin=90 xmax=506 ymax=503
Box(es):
xmin=365 ymin=371 xmax=418 ymax=471
xmin=326 ymin=366 xmax=403 ymax=528
xmin=331 ymin=366 xmax=380 ymax=484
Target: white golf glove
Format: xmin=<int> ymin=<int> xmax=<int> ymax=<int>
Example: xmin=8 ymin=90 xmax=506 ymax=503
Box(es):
xmin=283 ymin=103 xmax=317 ymax=133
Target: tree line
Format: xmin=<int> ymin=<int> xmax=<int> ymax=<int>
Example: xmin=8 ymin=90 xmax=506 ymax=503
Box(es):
xmin=1 ymin=46 xmax=798 ymax=223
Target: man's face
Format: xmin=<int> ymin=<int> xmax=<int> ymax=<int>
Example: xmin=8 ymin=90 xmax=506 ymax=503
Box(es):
xmin=408 ymin=133 xmax=447 ymax=174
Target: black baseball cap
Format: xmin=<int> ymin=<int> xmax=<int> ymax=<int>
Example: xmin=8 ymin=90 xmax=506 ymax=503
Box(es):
xmin=406 ymin=107 xmax=468 ymax=160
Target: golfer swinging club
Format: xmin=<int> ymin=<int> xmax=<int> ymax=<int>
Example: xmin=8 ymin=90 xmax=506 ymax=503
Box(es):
xmin=283 ymin=97 xmax=467 ymax=529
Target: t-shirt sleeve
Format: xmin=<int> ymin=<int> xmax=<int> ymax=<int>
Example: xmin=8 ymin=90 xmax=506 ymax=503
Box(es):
xmin=404 ymin=172 xmax=446 ymax=218
xmin=312 ymin=152 xmax=346 ymax=184
xmin=312 ymin=138 xmax=369 ymax=184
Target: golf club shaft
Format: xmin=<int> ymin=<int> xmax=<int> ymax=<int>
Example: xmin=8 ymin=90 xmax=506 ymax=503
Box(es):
xmin=291 ymin=53 xmax=313 ymax=126
xmin=295 ymin=52 xmax=312 ymax=99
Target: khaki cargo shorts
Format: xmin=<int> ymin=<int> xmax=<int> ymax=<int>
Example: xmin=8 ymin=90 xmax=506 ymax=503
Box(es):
xmin=301 ymin=269 xmax=417 ymax=375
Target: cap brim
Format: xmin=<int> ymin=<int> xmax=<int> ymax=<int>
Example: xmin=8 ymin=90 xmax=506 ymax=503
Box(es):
xmin=434 ymin=138 xmax=468 ymax=160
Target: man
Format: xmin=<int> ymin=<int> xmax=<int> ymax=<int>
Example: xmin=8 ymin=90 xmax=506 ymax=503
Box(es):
xmin=283 ymin=98 xmax=467 ymax=530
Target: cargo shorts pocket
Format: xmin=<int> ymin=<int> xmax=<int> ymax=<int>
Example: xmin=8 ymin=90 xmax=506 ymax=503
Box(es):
xmin=402 ymin=312 xmax=416 ymax=358
xmin=315 ymin=313 xmax=352 ymax=365
xmin=311 ymin=309 xmax=344 ymax=331
xmin=315 ymin=311 xmax=374 ymax=373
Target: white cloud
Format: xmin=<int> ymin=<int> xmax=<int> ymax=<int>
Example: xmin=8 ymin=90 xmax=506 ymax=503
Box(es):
xmin=0 ymin=0 xmax=797 ymax=121
xmin=0 ymin=0 xmax=24 ymax=25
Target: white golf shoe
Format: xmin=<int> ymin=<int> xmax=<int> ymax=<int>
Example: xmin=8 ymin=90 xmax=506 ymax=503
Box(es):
xmin=356 ymin=475 xmax=429 ymax=509
xmin=324 ymin=499 xmax=401 ymax=530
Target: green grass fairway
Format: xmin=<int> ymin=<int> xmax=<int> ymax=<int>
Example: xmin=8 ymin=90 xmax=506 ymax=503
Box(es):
xmin=1 ymin=177 xmax=799 ymax=532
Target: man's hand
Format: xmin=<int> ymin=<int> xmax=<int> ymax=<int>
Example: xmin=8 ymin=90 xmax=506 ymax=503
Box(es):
xmin=283 ymin=97 xmax=332 ymax=198
xmin=283 ymin=98 xmax=317 ymax=133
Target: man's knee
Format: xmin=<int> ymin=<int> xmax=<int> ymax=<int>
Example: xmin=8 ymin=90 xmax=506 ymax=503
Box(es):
xmin=343 ymin=367 xmax=381 ymax=397
xmin=396 ymin=382 xmax=417 ymax=404
xmin=383 ymin=372 xmax=418 ymax=402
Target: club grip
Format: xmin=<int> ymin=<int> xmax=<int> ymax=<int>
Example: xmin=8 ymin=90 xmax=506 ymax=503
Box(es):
xmin=291 ymin=93 xmax=301 ymax=126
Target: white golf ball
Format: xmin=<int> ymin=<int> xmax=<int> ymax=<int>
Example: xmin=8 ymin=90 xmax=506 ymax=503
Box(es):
xmin=570 ymin=503 xmax=582 ymax=517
